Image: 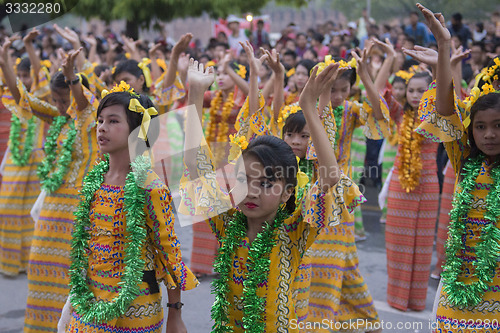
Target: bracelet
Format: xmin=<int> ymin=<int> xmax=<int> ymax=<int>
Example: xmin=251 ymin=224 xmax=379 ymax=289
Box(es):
xmin=65 ymin=75 xmax=81 ymax=86
xmin=166 ymin=301 xmax=184 ymax=309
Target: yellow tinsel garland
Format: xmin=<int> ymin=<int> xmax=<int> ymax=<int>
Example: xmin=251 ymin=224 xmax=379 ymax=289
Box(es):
xmin=207 ymin=90 xmax=235 ymax=165
xmin=398 ymin=108 xmax=423 ymax=192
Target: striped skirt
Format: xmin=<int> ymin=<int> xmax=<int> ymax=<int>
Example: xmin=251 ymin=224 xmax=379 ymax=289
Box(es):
xmin=385 ymin=139 xmax=439 ymax=311
xmin=435 ymin=161 xmax=454 ymax=273
xmin=24 ymin=186 xmax=80 ymax=333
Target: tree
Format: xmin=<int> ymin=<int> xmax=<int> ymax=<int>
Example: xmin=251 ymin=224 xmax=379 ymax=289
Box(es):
xmin=74 ymin=0 xmax=309 ymax=39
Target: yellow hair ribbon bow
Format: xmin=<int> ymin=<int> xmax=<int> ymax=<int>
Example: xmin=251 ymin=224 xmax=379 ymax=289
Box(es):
xmin=128 ymin=99 xmax=158 ymax=141
xmin=286 ymin=67 xmax=295 ymax=78
xmin=156 ymin=58 xmax=167 ymax=71
xmin=15 ymin=58 xmax=21 ymax=66
xmin=40 ymin=60 xmax=52 ymax=69
xmin=206 ymin=60 xmax=216 ymax=68
xmin=138 ymin=58 xmax=153 ymax=88
xmin=295 ymin=156 xmax=309 ymax=192
xmin=236 ymin=64 xmax=247 ymax=79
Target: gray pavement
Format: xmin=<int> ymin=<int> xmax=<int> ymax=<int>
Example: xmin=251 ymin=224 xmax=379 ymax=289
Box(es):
xmin=0 ymin=185 xmax=439 ymax=332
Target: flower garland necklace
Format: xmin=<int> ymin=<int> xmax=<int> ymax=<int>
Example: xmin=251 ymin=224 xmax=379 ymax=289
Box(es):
xmin=207 ymin=90 xmax=235 ymax=165
xmin=332 ymin=105 xmax=344 ymax=151
xmin=9 ymin=114 xmax=36 ymax=166
xmin=70 ymin=154 xmax=150 ymax=324
xmin=37 ymin=116 xmax=77 ymax=193
xmin=211 ymin=207 xmax=288 ymax=333
xmin=398 ymin=108 xmax=423 ymax=192
xmin=441 ymin=154 xmax=500 ymax=308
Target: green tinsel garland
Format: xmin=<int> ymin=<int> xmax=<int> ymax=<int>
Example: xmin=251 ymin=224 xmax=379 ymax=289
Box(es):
xmin=442 ymin=154 xmax=500 ymax=308
xmin=69 ymin=154 xmax=150 ymax=324
xmin=37 ymin=116 xmax=77 ymax=193
xmin=332 ymin=105 xmax=344 ymax=151
xmin=211 ymin=207 xmax=288 ymax=333
xmin=9 ymin=115 xmax=36 ymax=166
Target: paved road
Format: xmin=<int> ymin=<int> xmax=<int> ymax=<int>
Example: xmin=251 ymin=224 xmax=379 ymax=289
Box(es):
xmin=0 ymin=185 xmax=440 ymax=332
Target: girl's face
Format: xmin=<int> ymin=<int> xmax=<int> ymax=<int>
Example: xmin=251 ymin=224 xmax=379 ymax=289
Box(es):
xmin=392 ymin=81 xmax=406 ymax=103
xmin=236 ymin=155 xmax=292 ymax=224
xmin=97 ymin=104 xmax=131 ymax=155
xmin=18 ymin=70 xmax=33 ymax=91
xmin=330 ymin=78 xmax=351 ymax=108
xmin=216 ymin=67 xmax=235 ymax=92
xmin=283 ymin=123 xmax=310 ymax=159
xmin=114 ymin=72 xmax=145 ymax=94
xmin=51 ymin=88 xmax=71 ymax=115
xmin=406 ymin=77 xmax=428 ymax=109
xmin=472 ymin=108 xmax=500 ymax=160
xmin=294 ymin=65 xmax=309 ymax=92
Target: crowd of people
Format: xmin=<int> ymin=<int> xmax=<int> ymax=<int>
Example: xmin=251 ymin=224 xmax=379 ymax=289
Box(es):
xmin=0 ymin=3 xmax=499 ymax=333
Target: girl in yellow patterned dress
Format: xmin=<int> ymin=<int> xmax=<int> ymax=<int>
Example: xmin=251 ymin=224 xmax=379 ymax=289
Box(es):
xmin=0 ymin=46 xmax=99 ymax=333
xmin=415 ymin=4 xmax=500 ymax=332
xmin=182 ymin=59 xmax=364 ymax=332
xmin=0 ymin=31 xmax=48 ymax=276
xmin=56 ymin=86 xmax=198 ymax=333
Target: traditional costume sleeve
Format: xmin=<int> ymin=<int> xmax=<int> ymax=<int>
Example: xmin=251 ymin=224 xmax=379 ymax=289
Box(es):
xmin=81 ymin=60 xmax=107 ymax=98
xmin=416 ymin=80 xmax=468 ymax=175
xmin=233 ymin=93 xmax=269 ymax=140
xmin=305 ymin=103 xmax=337 ymax=160
xmin=7 ymin=78 xmax=59 ymax=123
xmin=31 ymin=65 xmax=51 ymax=100
xmin=288 ymin=173 xmax=367 ymax=257
xmin=350 ymin=95 xmax=391 ymax=139
xmin=152 ymin=70 xmax=186 ymax=112
xmin=144 ymin=172 xmax=199 ymax=290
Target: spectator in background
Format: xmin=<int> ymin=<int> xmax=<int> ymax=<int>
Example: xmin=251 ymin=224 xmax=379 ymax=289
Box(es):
xmin=357 ymin=7 xmax=375 ymax=41
xmin=448 ymin=13 xmax=472 ymax=48
xmin=282 ymin=49 xmax=298 ymax=68
xmin=251 ymin=19 xmax=270 ymax=49
xmin=346 ymin=22 xmax=360 ymax=48
xmin=295 ymin=32 xmax=308 ymax=58
xmin=404 ymin=11 xmax=430 ymax=46
xmin=473 ymin=22 xmax=487 ymax=42
xmin=303 ymin=47 xmax=318 ymax=61
xmin=311 ymin=32 xmax=329 ymax=60
xmin=226 ymin=15 xmax=248 ymax=56
xmin=463 ymin=41 xmax=488 ymax=83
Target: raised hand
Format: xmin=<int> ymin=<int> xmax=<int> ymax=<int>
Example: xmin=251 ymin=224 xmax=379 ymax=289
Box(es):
xmin=374 ymin=38 xmax=396 ymax=58
xmin=240 ymin=41 xmax=265 ymax=74
xmin=300 ymin=63 xmax=340 ymax=109
xmin=262 ymin=48 xmax=284 ymax=75
xmin=450 ymin=42 xmax=470 ymax=67
xmin=351 ymin=48 xmax=371 ymax=80
xmin=53 ymin=24 xmax=81 ymax=48
xmin=177 ymin=53 xmax=190 ymax=74
xmin=149 ymin=43 xmax=165 ymax=60
xmin=23 ymin=28 xmax=40 ymax=45
xmin=81 ymin=34 xmax=97 ymax=48
xmin=61 ymin=48 xmax=82 ymax=80
xmin=187 ymin=58 xmax=215 ymax=92
xmin=402 ymin=45 xmax=438 ymax=66
xmin=417 ymin=3 xmax=450 ymax=43
xmin=172 ymin=33 xmax=193 ymax=59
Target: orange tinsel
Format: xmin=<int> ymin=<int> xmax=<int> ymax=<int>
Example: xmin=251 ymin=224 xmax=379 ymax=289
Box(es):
xmin=206 ymin=90 xmax=235 ymax=165
xmin=398 ymin=108 xmax=423 ymax=192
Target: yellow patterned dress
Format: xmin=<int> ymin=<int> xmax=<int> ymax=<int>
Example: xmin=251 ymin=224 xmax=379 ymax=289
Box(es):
xmin=0 ymin=75 xmax=47 ymax=276
xmin=417 ymin=87 xmax=500 ymax=332
xmin=180 ymin=141 xmax=365 ymax=332
xmin=15 ymin=83 xmax=100 ymax=333
xmin=67 ymin=170 xmax=198 ymax=332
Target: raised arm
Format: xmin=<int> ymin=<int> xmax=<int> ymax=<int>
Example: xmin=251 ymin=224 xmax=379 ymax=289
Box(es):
xmin=417 ymin=3 xmax=453 ymax=116
xmin=0 ymin=38 xmax=21 ymax=103
xmin=351 ymin=48 xmax=385 ymax=120
xmin=402 ymin=45 xmax=438 ymax=77
xmin=163 ymin=33 xmax=192 ymax=90
xmin=373 ymin=38 xmax=396 ymax=92
xmin=219 ymin=51 xmax=249 ymax=96
xmin=263 ymin=48 xmax=285 ymax=120
xmin=185 ymin=59 xmax=215 ymax=174
xmin=53 ymin=24 xmax=85 ymax=72
xmin=23 ymin=29 xmax=42 ymax=85
xmin=81 ymin=34 xmax=99 ymax=64
xmin=61 ymin=48 xmax=88 ymax=111
xmin=299 ymin=64 xmax=341 ymax=190
xmin=240 ymin=41 xmax=266 ymax=116
xmin=121 ymin=35 xmax=142 ymax=62
xmin=450 ymin=43 xmax=470 ymax=99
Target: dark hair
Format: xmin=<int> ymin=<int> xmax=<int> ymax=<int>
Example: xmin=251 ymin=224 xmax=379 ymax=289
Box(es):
xmin=295 ymin=59 xmax=316 ymax=76
xmin=305 ymin=47 xmax=318 ymax=59
xmin=462 ymin=93 xmax=500 ymax=173
xmin=214 ymin=42 xmax=230 ymax=50
xmin=452 ymin=13 xmax=463 ymax=22
xmin=241 ymin=135 xmax=298 ymax=214
xmin=284 ymin=49 xmax=297 ymax=60
xmin=402 ymin=59 xmax=419 ymax=71
xmin=282 ymin=110 xmax=306 ymax=135
xmin=50 ymin=71 xmax=90 ymax=92
xmin=392 ymin=75 xmax=407 ymax=86
xmin=112 ymin=59 xmax=149 ymax=93
xmin=97 ymin=92 xmax=159 ymax=155
xmin=312 ymin=33 xmax=324 ymax=44
xmin=17 ymin=57 xmax=31 ymax=72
